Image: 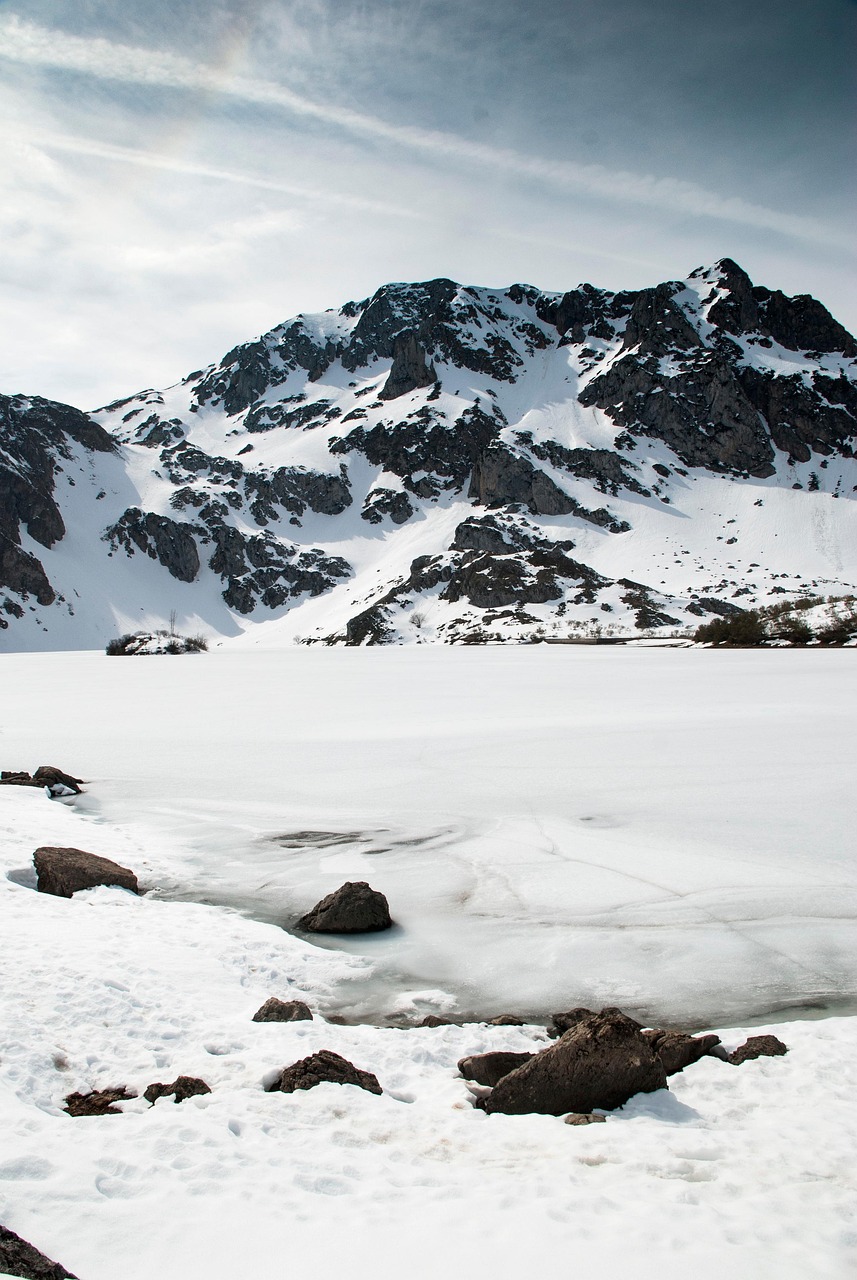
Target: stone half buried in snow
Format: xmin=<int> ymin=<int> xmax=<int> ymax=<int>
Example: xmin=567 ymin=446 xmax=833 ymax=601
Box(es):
xmin=0 ymin=1222 xmax=79 ymax=1280
xmin=33 ymin=846 xmax=139 ymax=898
xmin=479 ymin=1008 xmax=667 ymax=1117
xmin=728 ymin=1034 xmax=788 ymax=1065
xmin=641 ymin=1028 xmax=723 ymax=1076
xmin=64 ymin=1086 xmax=137 ymax=1116
xmin=267 ymin=1050 xmax=382 ymax=1096
xmin=252 ymin=997 xmax=313 ymax=1023
xmin=297 ymin=881 xmax=393 ymax=933
xmin=458 ymin=1051 xmax=535 ymax=1088
xmin=143 ymin=1076 xmax=212 ymax=1104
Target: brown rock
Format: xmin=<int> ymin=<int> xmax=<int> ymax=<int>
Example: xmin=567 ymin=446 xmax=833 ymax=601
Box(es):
xmin=642 ymin=1029 xmax=722 ymax=1075
xmin=564 ymin=1112 xmax=607 ymax=1125
xmin=488 ymin=1014 xmax=525 ymax=1026
xmin=458 ymin=1051 xmax=534 ymax=1087
xmin=729 ymin=1034 xmax=788 ymax=1065
xmin=33 ymin=846 xmax=139 ymax=898
xmin=143 ymin=1076 xmax=212 ymax=1104
xmin=297 ymin=881 xmax=392 ymax=933
xmin=252 ymin=997 xmax=313 ymax=1023
xmin=32 ymin=766 xmax=83 ymax=795
xmin=267 ymin=1050 xmax=382 ymax=1096
xmin=419 ymin=1014 xmax=453 ymax=1027
xmin=0 ymin=1223 xmax=79 ymax=1279
xmin=548 ymin=1006 xmax=597 ymax=1037
xmin=481 ymin=1008 xmax=667 ymax=1116
xmin=64 ymin=1086 xmax=136 ymax=1116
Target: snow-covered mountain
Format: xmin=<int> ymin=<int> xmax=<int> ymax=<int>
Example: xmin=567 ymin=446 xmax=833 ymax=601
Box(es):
xmin=2 ymin=258 xmax=856 ymax=649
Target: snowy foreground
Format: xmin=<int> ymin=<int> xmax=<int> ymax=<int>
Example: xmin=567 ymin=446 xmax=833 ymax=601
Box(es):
xmin=1 ymin=646 xmax=855 ymax=1278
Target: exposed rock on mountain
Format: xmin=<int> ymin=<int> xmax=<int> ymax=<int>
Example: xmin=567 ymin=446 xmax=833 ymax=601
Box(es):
xmin=1 ymin=260 xmax=855 ymax=649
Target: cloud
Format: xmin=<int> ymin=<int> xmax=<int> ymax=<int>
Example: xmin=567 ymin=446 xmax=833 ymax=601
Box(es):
xmin=0 ymin=13 xmax=848 ymax=249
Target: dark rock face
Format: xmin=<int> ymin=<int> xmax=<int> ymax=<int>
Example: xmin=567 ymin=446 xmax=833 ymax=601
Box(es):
xmin=297 ymin=881 xmax=393 ymax=933
xmin=728 ymin=1035 xmax=788 ymax=1065
xmin=206 ymin=526 xmax=351 ymax=614
xmin=344 ymin=604 xmax=395 ymax=646
xmin=0 ymin=766 xmax=82 ymax=795
xmin=267 ymin=1050 xmax=382 ymax=1096
xmin=33 ymin=846 xmax=139 ymax=898
xmin=104 ymin=508 xmax=200 ymax=582
xmin=0 ymin=393 xmax=115 ymax=606
xmin=361 ymin=488 xmax=414 ymax=525
xmin=458 ymin=1052 xmax=535 ymax=1087
xmin=143 ymin=1076 xmax=212 ymax=1104
xmin=641 ymin=1030 xmax=722 ymax=1076
xmin=481 ymin=1008 xmax=667 ymax=1116
xmin=252 ymin=998 xmax=313 ymax=1023
xmin=64 ymin=1086 xmax=136 ymax=1116
xmin=0 ymin=1223 xmax=79 ymax=1279
xmin=708 ymin=259 xmax=857 ymax=356
xmin=549 ymin=1007 xmax=598 ymax=1037
xmin=379 ymin=332 xmax=437 ymax=400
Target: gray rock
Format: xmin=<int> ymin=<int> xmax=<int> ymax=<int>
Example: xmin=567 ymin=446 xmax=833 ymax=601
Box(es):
xmin=297 ymin=881 xmax=393 ymax=933
xmin=0 ymin=1223 xmax=79 ymax=1279
xmin=33 ymin=846 xmax=139 ymax=898
xmin=480 ymin=1008 xmax=667 ymax=1116
xmin=252 ymin=998 xmax=313 ymax=1023
xmin=267 ymin=1049 xmax=382 ymax=1095
xmin=379 ymin=331 xmax=437 ymax=400
xmin=458 ymin=1052 xmax=535 ymax=1087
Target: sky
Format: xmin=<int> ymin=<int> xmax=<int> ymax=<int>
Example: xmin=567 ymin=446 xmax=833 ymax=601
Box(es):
xmin=1 ymin=0 xmax=855 ymax=408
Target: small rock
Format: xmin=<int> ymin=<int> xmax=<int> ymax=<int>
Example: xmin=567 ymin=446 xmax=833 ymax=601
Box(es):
xmin=267 ymin=1050 xmax=382 ymax=1096
xmin=729 ymin=1034 xmax=788 ymax=1065
xmin=0 ymin=1222 xmax=79 ymax=1279
xmin=488 ymin=1014 xmax=525 ymax=1026
xmin=64 ymin=1086 xmax=136 ymax=1116
xmin=458 ymin=1051 xmax=534 ymax=1087
xmin=143 ymin=1076 xmax=212 ymax=1105
xmin=564 ymin=1112 xmax=607 ymax=1126
xmin=419 ymin=1015 xmax=453 ymax=1028
xmin=297 ymin=881 xmax=392 ymax=933
xmin=480 ymin=1008 xmax=667 ymax=1116
xmin=33 ymin=766 xmax=84 ymax=795
xmin=33 ymin=846 xmax=139 ymax=898
xmin=642 ymin=1029 xmax=722 ymax=1075
xmin=252 ymin=998 xmax=313 ymax=1023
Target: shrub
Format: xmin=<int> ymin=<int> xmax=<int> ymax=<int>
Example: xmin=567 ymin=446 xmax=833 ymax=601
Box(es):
xmin=695 ymin=611 xmax=766 ymax=646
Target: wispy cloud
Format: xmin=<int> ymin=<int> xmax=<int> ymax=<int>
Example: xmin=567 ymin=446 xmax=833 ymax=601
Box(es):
xmin=1 ymin=14 xmax=847 ymax=249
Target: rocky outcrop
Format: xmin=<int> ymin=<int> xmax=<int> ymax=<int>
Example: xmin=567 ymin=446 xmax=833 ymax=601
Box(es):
xmin=297 ymin=881 xmax=393 ymax=933
xmin=206 ymin=527 xmax=351 ymax=614
xmin=708 ymin=259 xmax=857 ymax=356
xmin=33 ymin=847 xmax=139 ymax=898
xmin=104 ymin=508 xmax=200 ymax=582
xmin=641 ymin=1029 xmax=723 ymax=1075
xmin=458 ymin=1051 xmax=534 ymax=1087
xmin=361 ymin=488 xmax=414 ymax=525
xmin=728 ymin=1034 xmax=788 ymax=1065
xmin=252 ymin=998 xmax=313 ymax=1023
xmin=64 ymin=1086 xmax=136 ymax=1116
xmin=267 ymin=1050 xmax=382 ymax=1096
xmin=0 ymin=765 xmax=82 ymax=795
xmin=379 ymin=332 xmax=437 ymax=400
xmin=480 ymin=1008 xmax=667 ymax=1116
xmin=0 ymin=1223 xmax=79 ymax=1279
xmin=143 ymin=1076 xmax=212 ymax=1104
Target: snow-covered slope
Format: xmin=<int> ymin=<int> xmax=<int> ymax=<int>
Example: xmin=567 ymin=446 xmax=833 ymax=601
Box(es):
xmin=2 ymin=259 xmax=856 ymax=650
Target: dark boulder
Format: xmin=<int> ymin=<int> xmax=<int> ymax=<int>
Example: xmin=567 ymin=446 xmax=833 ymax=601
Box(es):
xmin=419 ymin=1014 xmax=453 ymax=1027
xmin=143 ymin=1076 xmax=212 ymax=1104
xmin=728 ymin=1035 xmax=788 ymax=1065
xmin=480 ymin=1008 xmax=667 ymax=1116
xmin=33 ymin=847 xmax=139 ymax=898
xmin=458 ymin=1051 xmax=534 ymax=1087
xmin=297 ymin=881 xmax=393 ymax=933
xmin=267 ymin=1050 xmax=382 ymax=1096
xmin=252 ymin=998 xmax=313 ymax=1023
xmin=64 ymin=1086 xmax=136 ymax=1116
xmin=488 ymin=1015 xmax=525 ymax=1026
xmin=549 ymin=1006 xmax=598 ymax=1037
xmin=33 ymin=766 xmax=83 ymax=795
xmin=642 ymin=1029 xmax=722 ymax=1076
xmin=0 ymin=1223 xmax=78 ymax=1279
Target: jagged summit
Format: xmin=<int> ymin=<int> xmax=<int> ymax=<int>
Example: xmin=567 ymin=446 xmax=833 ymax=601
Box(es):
xmin=2 ymin=262 xmax=856 ymax=649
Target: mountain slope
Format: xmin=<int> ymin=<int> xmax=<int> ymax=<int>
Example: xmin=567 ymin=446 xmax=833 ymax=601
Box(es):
xmin=2 ymin=259 xmax=856 ymax=649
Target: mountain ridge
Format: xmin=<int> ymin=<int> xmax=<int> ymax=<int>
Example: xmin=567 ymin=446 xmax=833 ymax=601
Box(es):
xmin=2 ymin=258 xmax=856 ymax=649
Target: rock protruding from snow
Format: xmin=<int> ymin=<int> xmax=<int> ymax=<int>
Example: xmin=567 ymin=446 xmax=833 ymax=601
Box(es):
xmin=64 ymin=1086 xmax=136 ymax=1116
xmin=252 ymin=998 xmax=313 ymax=1023
xmin=0 ymin=1223 xmax=79 ymax=1279
xmin=728 ymin=1034 xmax=788 ymax=1065
xmin=143 ymin=1076 xmax=212 ymax=1104
xmin=641 ymin=1029 xmax=723 ymax=1075
xmin=0 ymin=765 xmax=82 ymax=795
xmin=564 ymin=1112 xmax=607 ymax=1126
xmin=267 ymin=1050 xmax=382 ymax=1096
xmin=33 ymin=847 xmax=139 ymax=898
xmin=458 ymin=1051 xmax=535 ymax=1087
xmin=480 ymin=1008 xmax=667 ymax=1116
xmin=297 ymin=881 xmax=393 ymax=933
xmin=379 ymin=332 xmax=437 ymax=400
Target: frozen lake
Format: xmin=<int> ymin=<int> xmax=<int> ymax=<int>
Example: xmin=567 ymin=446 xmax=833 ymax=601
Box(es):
xmin=2 ymin=645 xmax=855 ymax=1026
